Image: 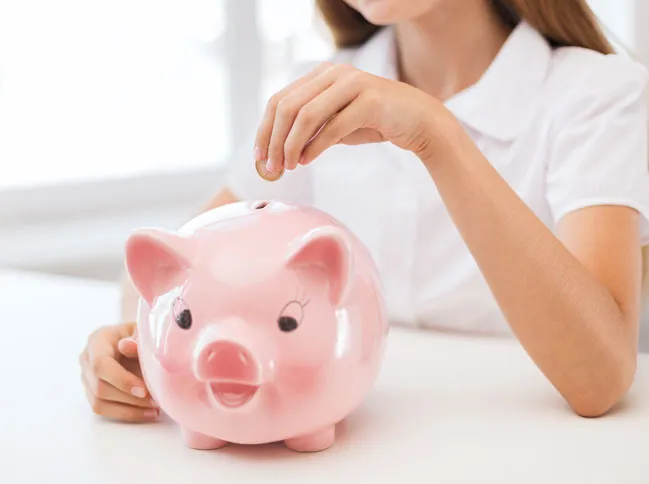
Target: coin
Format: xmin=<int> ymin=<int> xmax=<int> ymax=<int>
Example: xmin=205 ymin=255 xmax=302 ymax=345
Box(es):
xmin=255 ymin=158 xmax=284 ymax=181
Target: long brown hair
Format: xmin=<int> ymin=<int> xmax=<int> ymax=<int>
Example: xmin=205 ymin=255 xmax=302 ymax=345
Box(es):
xmin=315 ymin=0 xmax=614 ymax=55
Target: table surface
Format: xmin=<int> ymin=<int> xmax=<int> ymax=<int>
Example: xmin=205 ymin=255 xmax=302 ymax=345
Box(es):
xmin=2 ymin=269 xmax=648 ymax=484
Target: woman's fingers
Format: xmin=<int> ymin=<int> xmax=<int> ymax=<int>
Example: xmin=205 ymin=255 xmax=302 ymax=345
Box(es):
xmin=81 ymin=334 xmax=158 ymax=422
xmin=79 ymin=323 xmax=157 ymax=423
xmin=117 ymin=337 xmax=138 ymax=359
xmin=299 ymin=103 xmax=362 ymax=165
xmin=283 ymin=75 xmax=363 ymax=169
xmin=83 ymin=379 xmax=159 ymax=422
xmin=82 ymin=370 xmax=156 ymax=409
xmin=256 ymin=63 xmax=384 ymax=172
xmin=266 ymin=66 xmax=344 ymax=172
xmin=84 ymin=350 xmax=148 ymax=399
xmin=338 ymin=128 xmax=385 ymax=146
xmin=266 ymin=64 xmax=354 ymax=172
xmin=254 ymin=62 xmax=333 ymax=168
xmin=299 ymin=94 xmax=385 ymax=164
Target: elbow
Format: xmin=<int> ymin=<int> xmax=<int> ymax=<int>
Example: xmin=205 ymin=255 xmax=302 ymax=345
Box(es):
xmin=570 ymin=397 xmax=619 ymax=419
xmin=566 ymin=358 xmax=637 ymax=419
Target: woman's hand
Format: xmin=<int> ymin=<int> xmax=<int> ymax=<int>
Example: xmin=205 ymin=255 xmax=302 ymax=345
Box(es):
xmin=80 ymin=322 xmax=159 ymax=422
xmin=254 ymin=62 xmax=455 ymax=174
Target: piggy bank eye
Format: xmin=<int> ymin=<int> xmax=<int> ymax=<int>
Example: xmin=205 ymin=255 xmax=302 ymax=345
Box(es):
xmin=176 ymin=309 xmax=192 ymax=330
xmin=173 ymin=298 xmax=192 ymax=330
xmin=277 ymin=300 xmax=305 ymax=333
xmin=278 ymin=316 xmax=298 ymax=332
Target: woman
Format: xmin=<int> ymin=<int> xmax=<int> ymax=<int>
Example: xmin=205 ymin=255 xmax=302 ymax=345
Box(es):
xmin=80 ymin=0 xmax=649 ymax=422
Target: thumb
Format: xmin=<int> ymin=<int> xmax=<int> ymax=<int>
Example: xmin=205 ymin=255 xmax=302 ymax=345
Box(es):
xmin=117 ymin=337 xmax=139 ymax=359
xmin=338 ymin=128 xmax=385 ymax=146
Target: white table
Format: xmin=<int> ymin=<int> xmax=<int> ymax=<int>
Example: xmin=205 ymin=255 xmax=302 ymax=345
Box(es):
xmin=2 ymin=269 xmax=648 ymax=484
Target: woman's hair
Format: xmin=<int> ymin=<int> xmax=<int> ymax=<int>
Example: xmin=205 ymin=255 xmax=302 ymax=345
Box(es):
xmin=315 ymin=0 xmax=614 ymax=55
xmin=315 ymin=0 xmax=649 ymax=303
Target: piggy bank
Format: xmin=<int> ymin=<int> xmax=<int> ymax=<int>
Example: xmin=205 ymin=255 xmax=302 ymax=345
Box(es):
xmin=124 ymin=200 xmax=389 ymax=452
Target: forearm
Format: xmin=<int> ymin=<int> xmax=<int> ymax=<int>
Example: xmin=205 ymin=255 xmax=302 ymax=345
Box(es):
xmin=422 ymin=123 xmax=638 ymax=417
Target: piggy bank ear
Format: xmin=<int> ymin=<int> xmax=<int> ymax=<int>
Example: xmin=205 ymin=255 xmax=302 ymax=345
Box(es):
xmin=124 ymin=228 xmax=196 ymax=305
xmin=286 ymin=226 xmax=354 ymax=306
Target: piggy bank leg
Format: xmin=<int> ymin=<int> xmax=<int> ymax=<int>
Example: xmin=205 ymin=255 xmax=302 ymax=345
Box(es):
xmin=284 ymin=425 xmax=335 ymax=452
xmin=181 ymin=428 xmax=228 ymax=450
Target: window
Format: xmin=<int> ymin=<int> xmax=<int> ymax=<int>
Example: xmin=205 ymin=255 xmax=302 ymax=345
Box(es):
xmin=0 ymin=1 xmax=644 ymax=192
xmin=588 ymin=0 xmax=636 ymax=51
xmin=1 ymin=0 xmax=647 ymax=280
xmin=258 ymin=0 xmax=333 ymax=103
xmin=0 ymin=0 xmax=332 ymax=190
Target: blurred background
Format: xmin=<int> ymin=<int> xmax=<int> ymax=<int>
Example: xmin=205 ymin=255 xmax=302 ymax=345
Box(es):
xmin=0 ymin=0 xmax=648 ymax=349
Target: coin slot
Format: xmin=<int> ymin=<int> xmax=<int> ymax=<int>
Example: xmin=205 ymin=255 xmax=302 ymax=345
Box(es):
xmin=253 ymin=201 xmax=269 ymax=210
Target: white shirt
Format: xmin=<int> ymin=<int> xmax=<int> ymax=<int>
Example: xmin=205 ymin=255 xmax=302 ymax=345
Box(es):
xmin=225 ymin=21 xmax=649 ymax=336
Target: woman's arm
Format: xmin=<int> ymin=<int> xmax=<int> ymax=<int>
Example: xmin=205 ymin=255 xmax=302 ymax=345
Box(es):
xmin=422 ymin=125 xmax=642 ymax=417
xmin=250 ymin=62 xmax=645 ymax=417
xmin=119 ymin=186 xmax=240 ymax=321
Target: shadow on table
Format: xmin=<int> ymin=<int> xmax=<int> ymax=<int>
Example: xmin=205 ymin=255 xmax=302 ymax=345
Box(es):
xmin=180 ymin=385 xmax=575 ymax=462
xmin=115 ymin=386 xmax=426 ymax=462
xmin=85 ymin=395 xmax=395 ymax=462
xmin=81 ymin=377 xmax=648 ymax=484
xmin=200 ymin=400 xmax=390 ymax=461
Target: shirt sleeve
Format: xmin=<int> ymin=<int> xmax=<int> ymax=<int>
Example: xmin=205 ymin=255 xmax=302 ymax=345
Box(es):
xmin=546 ymin=53 xmax=649 ymax=246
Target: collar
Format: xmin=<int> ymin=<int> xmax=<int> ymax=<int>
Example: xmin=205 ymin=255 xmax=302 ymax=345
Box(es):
xmin=352 ymin=21 xmax=552 ymax=141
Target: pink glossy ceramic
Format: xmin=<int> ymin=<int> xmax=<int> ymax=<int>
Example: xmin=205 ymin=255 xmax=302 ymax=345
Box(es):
xmin=124 ymin=200 xmax=389 ymax=452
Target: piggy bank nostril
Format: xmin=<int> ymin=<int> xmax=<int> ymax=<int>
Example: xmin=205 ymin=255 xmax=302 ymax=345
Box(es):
xmin=207 ymin=349 xmax=247 ymax=365
xmin=198 ymin=343 xmax=258 ymax=383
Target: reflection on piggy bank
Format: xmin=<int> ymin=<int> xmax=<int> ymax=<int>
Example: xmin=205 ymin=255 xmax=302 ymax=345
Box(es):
xmin=124 ymin=200 xmax=389 ymax=452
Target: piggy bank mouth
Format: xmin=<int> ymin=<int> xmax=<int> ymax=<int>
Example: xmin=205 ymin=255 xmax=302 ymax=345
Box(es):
xmin=194 ymin=335 xmax=272 ymax=410
xmin=207 ymin=382 xmax=259 ymax=409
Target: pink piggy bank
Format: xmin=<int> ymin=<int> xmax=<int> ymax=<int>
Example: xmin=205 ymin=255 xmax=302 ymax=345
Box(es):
xmin=124 ymin=200 xmax=389 ymax=452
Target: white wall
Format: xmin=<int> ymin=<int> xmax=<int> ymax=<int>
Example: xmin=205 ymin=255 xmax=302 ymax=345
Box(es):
xmin=1 ymin=0 xmax=648 ymax=349
xmin=589 ymin=0 xmax=636 ymax=47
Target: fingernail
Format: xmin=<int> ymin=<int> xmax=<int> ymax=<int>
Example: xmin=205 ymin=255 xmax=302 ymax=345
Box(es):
xmin=144 ymin=409 xmax=158 ymax=419
xmin=298 ymin=155 xmax=306 ymax=165
xmin=131 ymin=386 xmax=146 ymax=398
xmin=253 ymin=146 xmax=263 ymax=162
xmin=266 ymin=159 xmax=274 ymax=173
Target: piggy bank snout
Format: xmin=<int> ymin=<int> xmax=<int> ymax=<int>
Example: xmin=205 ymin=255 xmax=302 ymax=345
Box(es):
xmin=196 ymin=341 xmax=261 ymax=384
xmin=193 ymin=331 xmax=275 ymax=410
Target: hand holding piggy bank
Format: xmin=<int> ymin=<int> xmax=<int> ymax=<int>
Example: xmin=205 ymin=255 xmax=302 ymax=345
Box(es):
xmin=124 ymin=200 xmax=389 ymax=452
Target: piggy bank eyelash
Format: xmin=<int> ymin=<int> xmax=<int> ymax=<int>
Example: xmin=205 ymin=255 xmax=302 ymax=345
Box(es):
xmin=173 ymin=297 xmax=193 ymax=330
xmin=293 ymin=283 xmax=310 ymax=307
